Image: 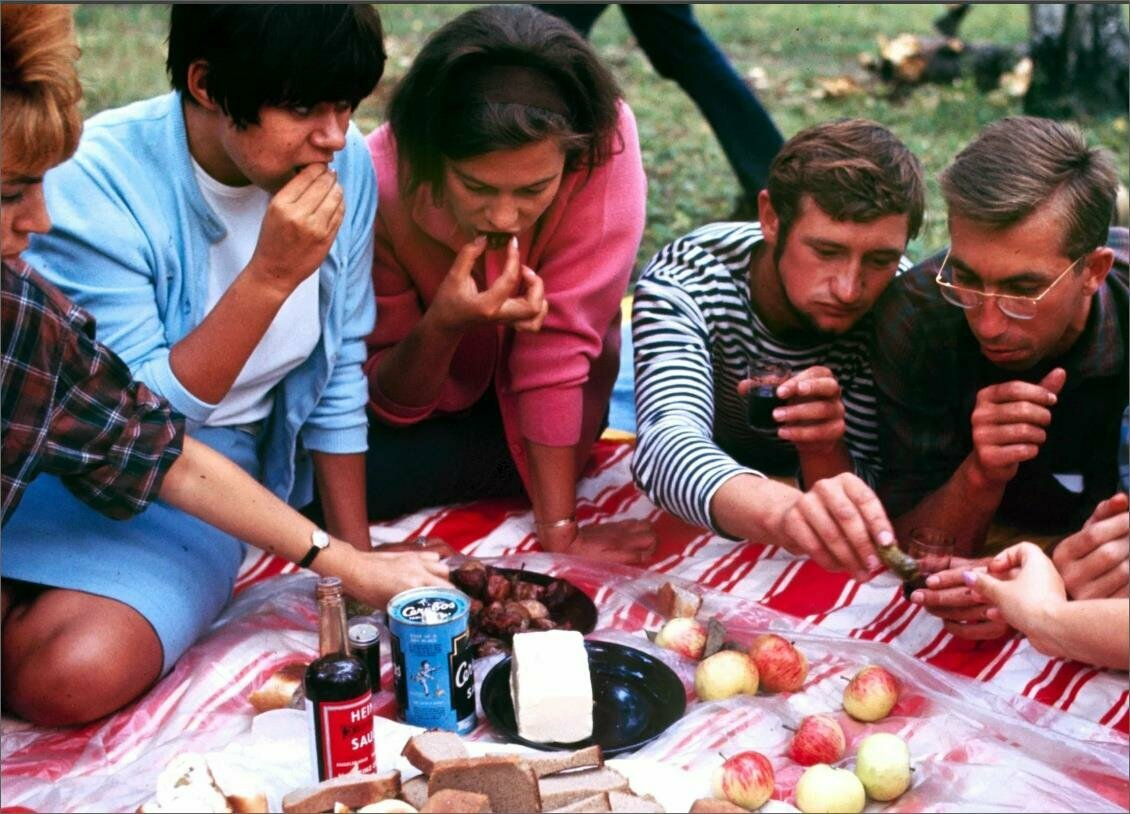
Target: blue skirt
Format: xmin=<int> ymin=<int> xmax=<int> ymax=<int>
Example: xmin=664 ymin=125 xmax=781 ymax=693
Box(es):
xmin=1 ymin=426 xmax=254 ymax=674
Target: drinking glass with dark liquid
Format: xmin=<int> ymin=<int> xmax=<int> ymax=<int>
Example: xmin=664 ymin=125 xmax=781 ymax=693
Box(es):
xmin=901 ymin=527 xmax=955 ymax=601
xmin=746 ymin=361 xmax=791 ymax=429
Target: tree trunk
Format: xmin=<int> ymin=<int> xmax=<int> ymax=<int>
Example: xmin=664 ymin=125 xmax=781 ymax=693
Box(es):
xmin=1025 ymin=4 xmax=1130 ymax=117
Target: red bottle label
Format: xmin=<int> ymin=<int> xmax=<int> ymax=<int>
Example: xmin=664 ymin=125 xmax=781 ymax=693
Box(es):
xmin=312 ymin=693 xmax=375 ymax=778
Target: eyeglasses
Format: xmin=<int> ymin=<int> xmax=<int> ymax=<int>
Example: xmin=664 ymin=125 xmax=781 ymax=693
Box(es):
xmin=934 ymin=249 xmax=1082 ymax=320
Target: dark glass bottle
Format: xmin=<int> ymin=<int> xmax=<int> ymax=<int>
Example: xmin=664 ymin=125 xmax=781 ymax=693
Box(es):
xmin=305 ymin=577 xmax=376 ymax=780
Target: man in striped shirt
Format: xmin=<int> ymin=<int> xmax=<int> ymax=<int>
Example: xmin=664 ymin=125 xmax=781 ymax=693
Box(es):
xmin=633 ymin=119 xmax=923 ymax=578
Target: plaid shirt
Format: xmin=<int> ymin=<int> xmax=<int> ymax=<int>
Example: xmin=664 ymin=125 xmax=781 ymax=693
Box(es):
xmin=872 ymin=227 xmax=1129 ymax=534
xmin=2 ymin=259 xmax=184 ymax=525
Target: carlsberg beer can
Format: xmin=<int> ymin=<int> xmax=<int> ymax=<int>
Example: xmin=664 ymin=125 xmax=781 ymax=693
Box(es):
xmin=387 ymin=587 xmax=477 ymax=733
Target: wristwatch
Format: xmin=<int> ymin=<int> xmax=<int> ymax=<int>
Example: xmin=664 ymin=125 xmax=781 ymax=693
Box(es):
xmin=299 ymin=529 xmax=331 ymax=569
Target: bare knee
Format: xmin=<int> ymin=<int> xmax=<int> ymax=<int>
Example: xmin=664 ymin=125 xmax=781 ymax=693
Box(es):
xmin=3 ymin=605 xmax=162 ymax=726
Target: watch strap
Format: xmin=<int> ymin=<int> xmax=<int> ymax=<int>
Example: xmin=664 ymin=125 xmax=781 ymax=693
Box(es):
xmin=299 ymin=529 xmax=330 ymax=569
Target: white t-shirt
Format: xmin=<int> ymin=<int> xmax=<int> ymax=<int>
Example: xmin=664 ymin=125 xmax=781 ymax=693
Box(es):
xmin=192 ymin=161 xmax=321 ymax=426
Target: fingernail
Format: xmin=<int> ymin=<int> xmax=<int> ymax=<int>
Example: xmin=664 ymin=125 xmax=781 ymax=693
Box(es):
xmin=961 ymin=570 xmax=977 ymax=586
xmin=926 ymin=574 xmax=940 ymax=588
xmin=474 ymin=235 xmax=486 ymax=246
xmin=867 ymin=555 xmax=880 ymax=571
xmin=877 ymin=530 xmax=894 ymax=547
xmin=1048 ymin=393 xmax=1057 ymax=405
xmin=909 ymin=591 xmax=923 ymax=604
xmin=509 ymin=236 xmax=518 ymax=250
xmin=772 ymin=409 xmax=785 ymax=420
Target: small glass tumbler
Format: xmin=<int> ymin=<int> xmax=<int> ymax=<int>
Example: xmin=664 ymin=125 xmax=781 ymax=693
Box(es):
xmin=902 ymin=526 xmax=955 ymax=600
xmin=746 ymin=360 xmax=791 ymax=428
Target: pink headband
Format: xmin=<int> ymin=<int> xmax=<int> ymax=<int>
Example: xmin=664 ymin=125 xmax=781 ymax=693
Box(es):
xmin=454 ymin=64 xmax=570 ymax=116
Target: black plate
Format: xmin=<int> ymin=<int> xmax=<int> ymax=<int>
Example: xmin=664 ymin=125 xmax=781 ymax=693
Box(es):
xmin=491 ymin=568 xmax=598 ymax=637
xmin=480 ymin=640 xmax=687 ymax=757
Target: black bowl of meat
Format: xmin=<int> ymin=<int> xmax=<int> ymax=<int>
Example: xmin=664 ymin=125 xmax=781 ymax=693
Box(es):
xmin=449 ymin=560 xmax=598 ymax=658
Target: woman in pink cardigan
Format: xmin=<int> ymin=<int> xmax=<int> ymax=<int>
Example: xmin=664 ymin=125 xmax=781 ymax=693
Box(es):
xmin=362 ymin=5 xmax=656 ymax=564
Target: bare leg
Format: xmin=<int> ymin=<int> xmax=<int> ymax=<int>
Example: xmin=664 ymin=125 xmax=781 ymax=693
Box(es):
xmin=2 ymin=588 xmax=163 ymax=726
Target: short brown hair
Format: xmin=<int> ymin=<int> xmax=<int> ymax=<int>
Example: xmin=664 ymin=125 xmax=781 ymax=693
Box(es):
xmin=940 ymin=116 xmax=1118 ymax=258
xmin=1 ymin=3 xmax=83 ymax=176
xmin=767 ymin=118 xmax=924 ymax=244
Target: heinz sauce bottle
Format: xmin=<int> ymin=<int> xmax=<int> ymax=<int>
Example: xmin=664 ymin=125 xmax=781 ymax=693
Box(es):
xmin=305 ymin=577 xmax=375 ymax=780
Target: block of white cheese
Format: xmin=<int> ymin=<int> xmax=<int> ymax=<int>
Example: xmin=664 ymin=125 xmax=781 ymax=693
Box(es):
xmin=510 ymin=630 xmax=594 ymax=743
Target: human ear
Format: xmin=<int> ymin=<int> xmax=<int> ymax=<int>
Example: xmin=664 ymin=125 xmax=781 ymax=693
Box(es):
xmin=1079 ymin=246 xmax=1115 ymax=297
xmin=184 ymin=60 xmax=221 ymax=112
xmin=757 ymin=189 xmax=779 ymax=247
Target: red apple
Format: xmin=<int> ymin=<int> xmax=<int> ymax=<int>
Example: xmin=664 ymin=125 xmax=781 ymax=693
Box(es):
xmin=695 ymin=650 xmax=759 ymax=700
xmin=654 ymin=617 xmax=708 ymax=660
xmin=787 ymin=714 xmax=846 ymax=766
xmin=711 ymin=751 xmax=775 ymax=810
xmin=748 ymin=633 xmax=808 ymax=693
xmin=842 ymin=664 xmax=900 ymax=722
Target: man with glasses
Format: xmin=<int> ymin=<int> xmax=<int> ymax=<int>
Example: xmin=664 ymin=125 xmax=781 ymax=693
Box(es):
xmin=872 ymin=116 xmax=1128 ymax=637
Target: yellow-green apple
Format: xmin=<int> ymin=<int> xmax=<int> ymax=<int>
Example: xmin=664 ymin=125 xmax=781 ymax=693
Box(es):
xmin=711 ymin=751 xmax=775 ymax=810
xmin=654 ymin=617 xmax=708 ymax=660
xmin=748 ymin=634 xmax=808 ymax=693
xmin=842 ymin=664 xmax=899 ymax=722
xmin=694 ymin=650 xmax=759 ymax=701
xmin=794 ymin=764 xmax=865 ymax=814
xmin=854 ymin=732 xmax=911 ymax=801
xmin=787 ymin=714 xmax=846 ymax=766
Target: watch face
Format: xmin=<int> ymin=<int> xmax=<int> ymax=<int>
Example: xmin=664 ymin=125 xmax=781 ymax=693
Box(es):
xmin=313 ymin=530 xmax=330 ymax=549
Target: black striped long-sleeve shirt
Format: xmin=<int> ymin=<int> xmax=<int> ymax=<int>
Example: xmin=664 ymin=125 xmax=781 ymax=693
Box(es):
xmin=631 ymin=221 xmax=908 ymax=536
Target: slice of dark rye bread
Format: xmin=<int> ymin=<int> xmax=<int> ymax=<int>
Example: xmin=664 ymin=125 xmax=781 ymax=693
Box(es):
xmin=419 ymin=789 xmax=493 ymax=813
xmin=538 ymin=767 xmax=630 ymax=810
xmin=398 ymin=776 xmax=429 ymax=810
xmin=281 ymin=770 xmax=401 ymax=814
xmin=547 ymin=791 xmax=611 ymax=813
xmin=524 ymin=745 xmax=604 ymax=778
xmin=401 ymin=730 xmax=470 ymax=775
xmin=427 ymin=755 xmax=541 ymax=814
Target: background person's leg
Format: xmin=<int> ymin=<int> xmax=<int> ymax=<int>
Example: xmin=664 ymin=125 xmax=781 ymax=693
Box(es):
xmin=621 ymin=4 xmax=784 ymax=205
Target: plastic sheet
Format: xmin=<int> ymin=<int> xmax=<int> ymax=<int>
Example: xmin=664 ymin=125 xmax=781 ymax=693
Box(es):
xmin=1 ymin=553 xmax=1127 ymax=813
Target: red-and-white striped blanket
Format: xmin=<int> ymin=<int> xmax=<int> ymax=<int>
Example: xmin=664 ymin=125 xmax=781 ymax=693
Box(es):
xmin=2 ymin=439 xmax=1127 ymax=812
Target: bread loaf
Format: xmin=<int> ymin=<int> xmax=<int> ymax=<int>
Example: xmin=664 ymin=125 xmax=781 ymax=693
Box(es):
xmin=427 ymin=755 xmax=540 ymax=814
xmin=419 ymin=789 xmax=492 ymax=813
xmin=398 ymin=777 xmax=429 ymax=811
xmin=248 ymin=663 xmax=306 ymax=712
xmin=538 ymin=767 xmax=629 ymax=810
xmin=546 ymin=792 xmax=612 ymax=813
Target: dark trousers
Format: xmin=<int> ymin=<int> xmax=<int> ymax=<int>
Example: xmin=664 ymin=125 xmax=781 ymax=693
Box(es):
xmin=537 ymin=3 xmax=784 ymax=198
xmin=363 ymin=390 xmax=526 ymax=521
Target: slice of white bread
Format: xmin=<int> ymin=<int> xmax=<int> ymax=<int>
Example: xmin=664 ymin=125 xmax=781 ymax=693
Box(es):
xmin=547 ymin=792 xmax=612 ymax=813
xmin=398 ymin=776 xmax=429 ymax=811
xmin=609 ymin=791 xmax=665 ymax=813
xmin=524 ymin=745 xmax=604 ymax=778
xmin=419 ymin=789 xmax=493 ymax=813
xmin=427 ymin=755 xmax=540 ymax=814
xmin=138 ymin=753 xmax=251 ymax=813
xmin=510 ymin=630 xmax=593 ymax=743
xmin=357 ymin=802 xmax=419 ymax=814
xmin=401 ymin=730 xmax=469 ymax=775
xmin=282 ymin=770 xmax=401 ymax=814
xmin=538 ymin=767 xmax=630 ymax=811
xmin=656 ymin=582 xmax=702 ymax=619
xmin=248 ymin=663 xmax=306 ymax=713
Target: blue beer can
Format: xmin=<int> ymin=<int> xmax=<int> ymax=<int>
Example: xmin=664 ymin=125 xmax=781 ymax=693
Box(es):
xmin=387 ymin=587 xmax=477 ymax=734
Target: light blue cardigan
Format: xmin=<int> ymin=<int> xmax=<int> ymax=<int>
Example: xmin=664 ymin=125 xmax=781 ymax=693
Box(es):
xmin=26 ymin=92 xmax=377 ymax=508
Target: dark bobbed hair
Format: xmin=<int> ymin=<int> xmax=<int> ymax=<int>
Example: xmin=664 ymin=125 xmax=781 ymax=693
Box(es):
xmin=940 ymin=116 xmax=1118 ymax=259
xmin=768 ymin=118 xmax=925 ymax=249
xmin=167 ymin=4 xmax=385 ymax=129
xmin=388 ymin=4 xmax=621 ymax=199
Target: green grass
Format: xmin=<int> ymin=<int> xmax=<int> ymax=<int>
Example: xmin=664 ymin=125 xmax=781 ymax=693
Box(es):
xmin=73 ymin=3 xmax=1128 ymax=270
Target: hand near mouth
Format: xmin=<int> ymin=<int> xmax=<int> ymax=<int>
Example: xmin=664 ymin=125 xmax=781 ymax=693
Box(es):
xmin=428 ymin=234 xmax=549 ymax=334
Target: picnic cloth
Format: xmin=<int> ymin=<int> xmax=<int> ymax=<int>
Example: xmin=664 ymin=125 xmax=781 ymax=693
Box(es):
xmin=2 ymin=438 xmax=1127 ymax=812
